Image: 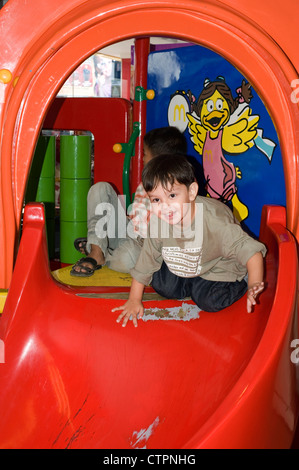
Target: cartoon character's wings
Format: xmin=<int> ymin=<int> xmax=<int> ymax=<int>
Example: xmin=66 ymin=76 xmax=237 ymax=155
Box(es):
xmin=222 ymin=105 xmax=259 ymax=153
xmin=187 ymin=113 xmax=207 ymax=155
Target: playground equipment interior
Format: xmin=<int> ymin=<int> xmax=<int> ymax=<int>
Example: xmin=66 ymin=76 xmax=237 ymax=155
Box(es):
xmin=0 ymin=0 xmax=298 ymax=449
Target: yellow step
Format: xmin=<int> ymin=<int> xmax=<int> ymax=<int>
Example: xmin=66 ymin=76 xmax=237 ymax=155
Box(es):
xmin=0 ymin=289 xmax=8 ymax=314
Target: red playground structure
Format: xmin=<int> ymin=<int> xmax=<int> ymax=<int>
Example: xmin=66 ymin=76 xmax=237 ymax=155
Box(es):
xmin=0 ymin=0 xmax=298 ymax=449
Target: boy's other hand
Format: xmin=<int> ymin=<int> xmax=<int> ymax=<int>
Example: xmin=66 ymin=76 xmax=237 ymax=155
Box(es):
xmin=247 ymin=281 xmax=264 ymax=313
xmin=112 ymin=299 xmax=144 ymax=327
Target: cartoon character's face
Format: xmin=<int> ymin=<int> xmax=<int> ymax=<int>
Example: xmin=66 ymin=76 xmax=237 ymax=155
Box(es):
xmin=200 ymin=90 xmax=230 ymax=132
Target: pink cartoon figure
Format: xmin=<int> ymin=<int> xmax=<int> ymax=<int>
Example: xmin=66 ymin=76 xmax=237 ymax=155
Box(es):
xmin=187 ymin=76 xmax=259 ymax=222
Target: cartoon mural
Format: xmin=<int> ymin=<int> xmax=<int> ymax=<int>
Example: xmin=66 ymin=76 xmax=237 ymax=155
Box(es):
xmin=168 ymin=76 xmax=276 ymax=222
xmin=147 ymin=45 xmax=285 ymax=237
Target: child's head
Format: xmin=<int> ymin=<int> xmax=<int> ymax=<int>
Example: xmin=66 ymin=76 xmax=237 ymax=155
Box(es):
xmin=143 ymin=126 xmax=187 ymax=165
xmin=142 ymin=154 xmax=198 ymax=225
xmin=142 ymin=153 xmax=195 ymax=192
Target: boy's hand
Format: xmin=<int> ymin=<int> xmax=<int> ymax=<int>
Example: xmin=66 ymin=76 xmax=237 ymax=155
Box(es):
xmin=112 ymin=299 xmax=144 ymax=327
xmin=247 ymin=281 xmax=264 ymax=313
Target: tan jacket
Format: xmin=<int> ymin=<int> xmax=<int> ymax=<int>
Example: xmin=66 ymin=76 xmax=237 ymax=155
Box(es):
xmin=130 ymin=196 xmax=267 ymax=285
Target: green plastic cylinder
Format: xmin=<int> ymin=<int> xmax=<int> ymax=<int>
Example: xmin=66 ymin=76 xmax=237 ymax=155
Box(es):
xmin=59 ymin=135 xmax=91 ymax=263
xmin=25 ymin=135 xmax=56 ymax=258
xmin=26 ymin=136 xmax=56 ymax=201
xmin=60 ymin=178 xmax=90 ymax=222
xmin=36 ymin=177 xmax=55 ymax=219
xmin=60 ymin=221 xmax=88 ymax=263
xmin=30 ymin=135 xmax=56 ymax=179
xmin=35 ymin=177 xmax=55 ymax=200
xmin=60 ymin=135 xmax=91 ymax=179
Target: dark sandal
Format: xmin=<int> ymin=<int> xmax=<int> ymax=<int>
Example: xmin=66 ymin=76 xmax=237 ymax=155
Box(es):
xmin=70 ymin=257 xmax=102 ymax=277
xmin=74 ymin=237 xmax=88 ymax=256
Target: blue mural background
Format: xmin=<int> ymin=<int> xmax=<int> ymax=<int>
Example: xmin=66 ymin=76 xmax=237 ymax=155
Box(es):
xmin=146 ymin=45 xmax=286 ymax=238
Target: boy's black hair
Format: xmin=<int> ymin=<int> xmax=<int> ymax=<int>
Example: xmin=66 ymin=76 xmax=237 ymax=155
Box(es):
xmin=142 ymin=153 xmax=196 ymax=192
xmin=143 ymin=126 xmax=187 ymax=157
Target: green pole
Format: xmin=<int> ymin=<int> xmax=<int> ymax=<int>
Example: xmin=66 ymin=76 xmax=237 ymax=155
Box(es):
xmin=123 ymin=122 xmax=140 ymax=208
xmin=59 ymin=135 xmax=91 ymax=263
xmin=113 ymin=122 xmax=140 ymax=209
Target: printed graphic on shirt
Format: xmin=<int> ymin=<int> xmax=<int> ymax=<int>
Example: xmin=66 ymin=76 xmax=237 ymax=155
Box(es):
xmin=162 ymin=246 xmax=203 ymax=277
xmin=160 ymin=203 xmax=203 ymax=277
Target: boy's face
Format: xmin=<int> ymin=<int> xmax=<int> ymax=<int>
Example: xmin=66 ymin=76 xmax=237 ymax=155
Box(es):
xmin=147 ymin=180 xmax=198 ymax=226
xmin=143 ymin=144 xmax=154 ymax=166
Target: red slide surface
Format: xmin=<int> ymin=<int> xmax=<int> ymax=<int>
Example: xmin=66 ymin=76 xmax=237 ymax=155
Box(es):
xmin=0 ymin=203 xmax=297 ymax=448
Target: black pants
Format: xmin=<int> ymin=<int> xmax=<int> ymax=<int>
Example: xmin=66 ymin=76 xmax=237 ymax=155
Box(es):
xmin=151 ymin=262 xmax=247 ymax=312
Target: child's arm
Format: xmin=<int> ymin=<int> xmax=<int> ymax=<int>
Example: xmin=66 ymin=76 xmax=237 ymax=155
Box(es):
xmin=246 ymin=251 xmax=265 ymax=313
xmin=112 ymin=278 xmax=145 ymax=327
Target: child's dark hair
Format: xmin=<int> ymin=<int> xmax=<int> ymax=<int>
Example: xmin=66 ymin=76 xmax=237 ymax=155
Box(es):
xmin=142 ymin=153 xmax=196 ymax=192
xmin=143 ymin=126 xmax=187 ymax=157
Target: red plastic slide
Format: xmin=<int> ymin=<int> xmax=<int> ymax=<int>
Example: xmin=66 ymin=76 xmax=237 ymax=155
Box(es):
xmin=0 ymin=203 xmax=297 ymax=449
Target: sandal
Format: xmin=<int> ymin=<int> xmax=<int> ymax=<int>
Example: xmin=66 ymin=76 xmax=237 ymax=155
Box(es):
xmin=74 ymin=237 xmax=88 ymax=256
xmin=70 ymin=257 xmax=102 ymax=277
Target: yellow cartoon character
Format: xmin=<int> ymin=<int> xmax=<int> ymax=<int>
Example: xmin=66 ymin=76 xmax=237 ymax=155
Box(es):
xmin=187 ymin=76 xmax=259 ymax=222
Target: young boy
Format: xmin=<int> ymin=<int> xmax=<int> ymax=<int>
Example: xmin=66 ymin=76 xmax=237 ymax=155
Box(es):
xmin=71 ymin=127 xmax=187 ymax=276
xmin=113 ymin=154 xmax=266 ymax=327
